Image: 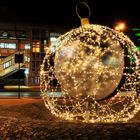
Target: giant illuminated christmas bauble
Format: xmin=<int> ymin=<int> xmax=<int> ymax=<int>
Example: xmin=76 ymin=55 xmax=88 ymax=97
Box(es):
xmin=54 ymin=25 xmax=125 ymax=101
xmin=40 ymin=24 xmax=140 ymax=123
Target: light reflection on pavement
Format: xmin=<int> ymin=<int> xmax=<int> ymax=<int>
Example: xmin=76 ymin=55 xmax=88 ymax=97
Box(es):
xmin=0 ymin=92 xmax=41 ymax=98
xmin=0 ymin=91 xmax=63 ymax=98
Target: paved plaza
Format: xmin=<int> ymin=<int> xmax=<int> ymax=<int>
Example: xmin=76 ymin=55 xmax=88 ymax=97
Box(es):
xmin=0 ymin=98 xmax=139 ymax=139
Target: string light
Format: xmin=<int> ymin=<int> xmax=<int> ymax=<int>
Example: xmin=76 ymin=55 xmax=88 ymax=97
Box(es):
xmin=40 ymin=24 xmax=140 ymax=123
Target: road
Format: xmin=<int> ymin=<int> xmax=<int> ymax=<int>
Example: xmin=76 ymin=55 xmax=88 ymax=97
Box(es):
xmin=0 ymin=91 xmax=41 ymax=98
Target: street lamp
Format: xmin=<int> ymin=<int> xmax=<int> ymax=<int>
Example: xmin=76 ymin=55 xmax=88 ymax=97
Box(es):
xmin=115 ymin=22 xmax=126 ymax=32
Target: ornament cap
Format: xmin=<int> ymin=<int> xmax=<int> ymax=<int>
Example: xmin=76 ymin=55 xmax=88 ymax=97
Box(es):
xmin=76 ymin=2 xmax=91 ymax=26
xmin=81 ymin=18 xmax=90 ymax=26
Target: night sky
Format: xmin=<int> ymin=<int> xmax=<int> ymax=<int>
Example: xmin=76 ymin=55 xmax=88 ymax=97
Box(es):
xmin=0 ymin=0 xmax=139 ymax=29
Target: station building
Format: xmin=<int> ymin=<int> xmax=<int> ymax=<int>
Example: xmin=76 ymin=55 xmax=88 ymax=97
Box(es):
xmin=0 ymin=22 xmax=61 ymax=86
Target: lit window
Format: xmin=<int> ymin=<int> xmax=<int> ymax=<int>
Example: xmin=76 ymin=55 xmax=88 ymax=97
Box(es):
xmin=25 ymin=56 xmax=30 ymax=62
xmin=50 ymin=37 xmax=59 ymax=53
xmin=32 ymin=41 xmax=40 ymax=52
xmin=34 ymin=77 xmax=40 ymax=84
xmin=33 ymin=47 xmax=40 ymax=52
xmin=0 ymin=43 xmax=16 ymax=49
xmin=50 ymin=37 xmax=57 ymax=42
xmin=44 ymin=40 xmax=47 ymax=45
xmin=25 ymin=44 xmax=30 ymax=50
xmin=3 ymin=60 xmax=12 ymax=69
xmin=2 ymin=32 xmax=9 ymax=37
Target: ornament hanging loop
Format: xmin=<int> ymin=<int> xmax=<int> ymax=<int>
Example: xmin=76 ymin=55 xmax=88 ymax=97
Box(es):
xmin=76 ymin=2 xmax=91 ymax=26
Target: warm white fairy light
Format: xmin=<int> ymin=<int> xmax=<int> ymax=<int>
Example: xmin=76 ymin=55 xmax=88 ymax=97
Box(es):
xmin=40 ymin=24 xmax=140 ymax=123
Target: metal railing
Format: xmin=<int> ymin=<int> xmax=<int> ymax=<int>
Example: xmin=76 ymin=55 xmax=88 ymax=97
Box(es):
xmin=0 ymin=51 xmax=25 ymax=77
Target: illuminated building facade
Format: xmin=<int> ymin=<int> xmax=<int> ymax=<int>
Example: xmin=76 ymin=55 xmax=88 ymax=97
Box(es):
xmin=1 ymin=23 xmax=138 ymax=87
xmin=0 ymin=23 xmax=60 ymax=86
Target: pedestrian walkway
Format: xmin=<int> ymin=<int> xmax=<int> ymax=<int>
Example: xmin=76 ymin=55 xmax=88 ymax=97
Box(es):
xmin=0 ymin=98 xmax=42 ymax=106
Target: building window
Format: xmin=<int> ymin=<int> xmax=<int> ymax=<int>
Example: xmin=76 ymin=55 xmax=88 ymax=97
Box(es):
xmin=32 ymin=29 xmax=40 ymax=40
xmin=3 ymin=60 xmax=12 ymax=69
xmin=50 ymin=37 xmax=59 ymax=53
xmin=25 ymin=56 xmax=30 ymax=62
xmin=32 ymin=47 xmax=40 ymax=52
xmin=2 ymin=31 xmax=9 ymax=37
xmin=25 ymin=43 xmax=30 ymax=50
xmin=32 ymin=41 xmax=40 ymax=52
xmin=0 ymin=43 xmax=16 ymax=49
xmin=33 ymin=76 xmax=40 ymax=84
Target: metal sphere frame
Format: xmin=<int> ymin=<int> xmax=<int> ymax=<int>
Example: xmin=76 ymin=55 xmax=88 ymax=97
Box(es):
xmin=40 ymin=3 xmax=140 ymax=123
xmin=40 ymin=24 xmax=140 ymax=123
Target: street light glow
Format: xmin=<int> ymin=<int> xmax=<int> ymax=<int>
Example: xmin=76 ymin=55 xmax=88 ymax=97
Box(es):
xmin=115 ymin=22 xmax=126 ymax=32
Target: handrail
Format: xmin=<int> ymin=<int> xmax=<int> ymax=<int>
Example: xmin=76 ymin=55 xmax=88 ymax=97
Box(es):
xmin=0 ymin=51 xmax=25 ymax=77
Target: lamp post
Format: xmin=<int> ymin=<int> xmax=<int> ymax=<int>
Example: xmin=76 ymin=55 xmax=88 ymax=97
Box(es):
xmin=15 ymin=24 xmax=23 ymax=99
